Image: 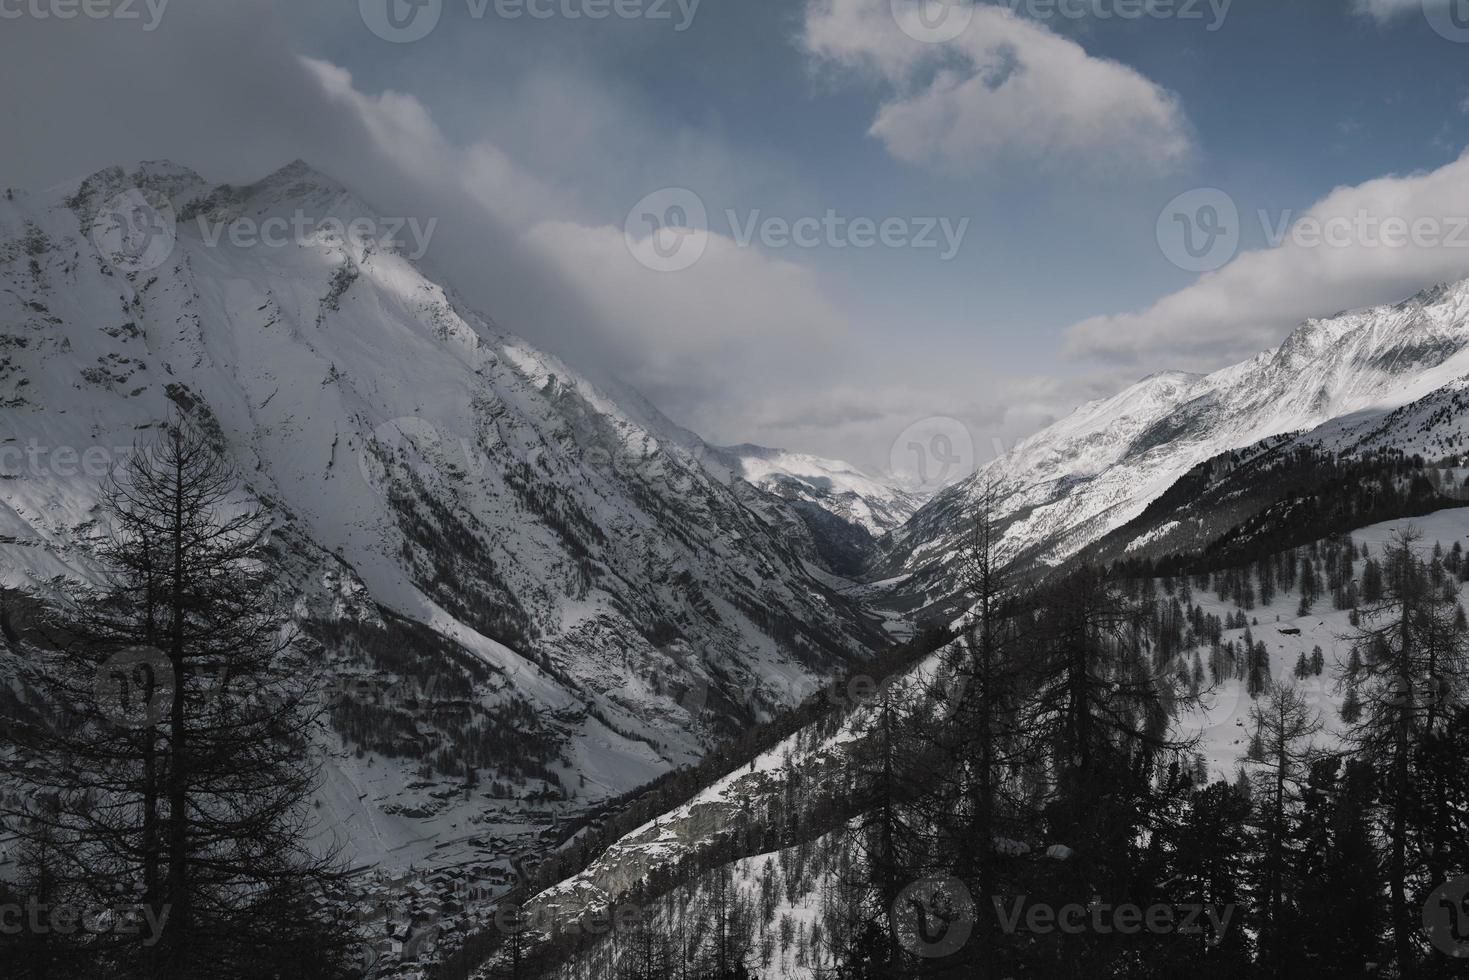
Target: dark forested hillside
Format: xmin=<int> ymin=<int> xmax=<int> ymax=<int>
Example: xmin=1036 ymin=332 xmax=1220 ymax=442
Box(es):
xmin=472 ymin=503 xmax=1469 ymax=980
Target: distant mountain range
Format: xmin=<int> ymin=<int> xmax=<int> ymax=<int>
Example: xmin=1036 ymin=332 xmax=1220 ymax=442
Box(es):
xmin=876 ymin=278 xmax=1469 ymax=622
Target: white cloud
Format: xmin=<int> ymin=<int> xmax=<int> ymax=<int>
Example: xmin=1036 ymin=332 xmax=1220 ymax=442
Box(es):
xmin=525 ymin=219 xmax=850 ymax=391
xmin=801 ymin=0 xmax=1193 ymax=176
xmin=302 ymin=59 xmax=563 ymax=233
xmin=1065 ymin=151 xmax=1469 ymax=365
xmin=292 ymin=59 xmax=935 ymax=470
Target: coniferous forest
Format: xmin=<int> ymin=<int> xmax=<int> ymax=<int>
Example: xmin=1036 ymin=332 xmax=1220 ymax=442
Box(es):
xmin=455 ymin=503 xmax=1469 ymax=980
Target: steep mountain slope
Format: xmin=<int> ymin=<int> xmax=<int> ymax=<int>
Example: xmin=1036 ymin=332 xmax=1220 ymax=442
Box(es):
xmin=1083 ymin=374 xmax=1469 ymax=568
xmin=0 ymin=161 xmax=886 ymax=871
xmin=876 ymin=281 xmax=1469 ymax=619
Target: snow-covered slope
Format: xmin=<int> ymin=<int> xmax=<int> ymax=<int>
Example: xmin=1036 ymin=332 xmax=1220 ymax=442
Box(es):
xmin=0 ymin=161 xmax=886 ymax=869
xmin=879 ymin=280 xmax=1469 ymax=615
xmin=1284 ymin=374 xmax=1469 ymax=461
xmin=717 ymin=445 xmax=924 ymax=537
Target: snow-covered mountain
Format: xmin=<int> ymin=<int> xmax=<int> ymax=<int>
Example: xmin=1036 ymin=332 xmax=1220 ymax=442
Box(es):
xmin=877 ymin=279 xmax=1469 ymax=617
xmin=716 ymin=445 xmax=923 ymax=537
xmin=0 ymin=161 xmax=888 ymax=876
xmin=711 ymin=444 xmax=924 ymax=576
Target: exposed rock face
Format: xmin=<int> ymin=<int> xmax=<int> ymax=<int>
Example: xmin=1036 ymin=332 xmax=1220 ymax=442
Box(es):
xmin=0 ymin=161 xmax=887 ymax=866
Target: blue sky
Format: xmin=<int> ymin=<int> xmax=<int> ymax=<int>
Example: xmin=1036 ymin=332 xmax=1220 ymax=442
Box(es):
xmin=281 ymin=0 xmax=1469 ymax=328
xmin=6 ymin=0 xmax=1469 ymax=474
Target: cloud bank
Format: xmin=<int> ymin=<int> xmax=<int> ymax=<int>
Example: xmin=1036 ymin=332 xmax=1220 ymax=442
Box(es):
xmin=801 ymin=0 xmax=1194 ymax=176
xmin=1066 ymin=152 xmax=1469 ymax=366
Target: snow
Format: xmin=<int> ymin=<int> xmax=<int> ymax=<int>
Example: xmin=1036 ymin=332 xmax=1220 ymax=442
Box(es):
xmin=720 ymin=444 xmax=925 ymax=536
xmin=0 ymin=161 xmax=882 ymax=885
xmin=885 ymin=277 xmax=1469 ymax=608
xmin=1174 ymin=506 xmax=1469 ymax=782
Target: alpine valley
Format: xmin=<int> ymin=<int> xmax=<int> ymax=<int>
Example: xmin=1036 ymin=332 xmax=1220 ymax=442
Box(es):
xmin=8 ymin=162 xmax=1469 ymax=979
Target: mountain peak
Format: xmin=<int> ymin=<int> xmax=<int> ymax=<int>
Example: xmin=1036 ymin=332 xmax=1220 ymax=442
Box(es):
xmin=132 ymin=159 xmax=207 ymax=185
xmin=58 ymin=160 xmax=209 ymax=220
xmin=237 ymin=158 xmax=356 ymax=207
xmin=252 ymin=158 xmax=344 ymax=193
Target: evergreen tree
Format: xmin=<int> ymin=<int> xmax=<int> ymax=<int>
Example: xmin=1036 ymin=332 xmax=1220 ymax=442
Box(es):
xmin=1242 ymin=685 xmax=1323 ymax=975
xmin=1286 ymin=758 xmax=1382 ymax=978
xmin=0 ymin=419 xmax=354 ymax=979
xmin=1343 ymin=528 xmax=1469 ymax=977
